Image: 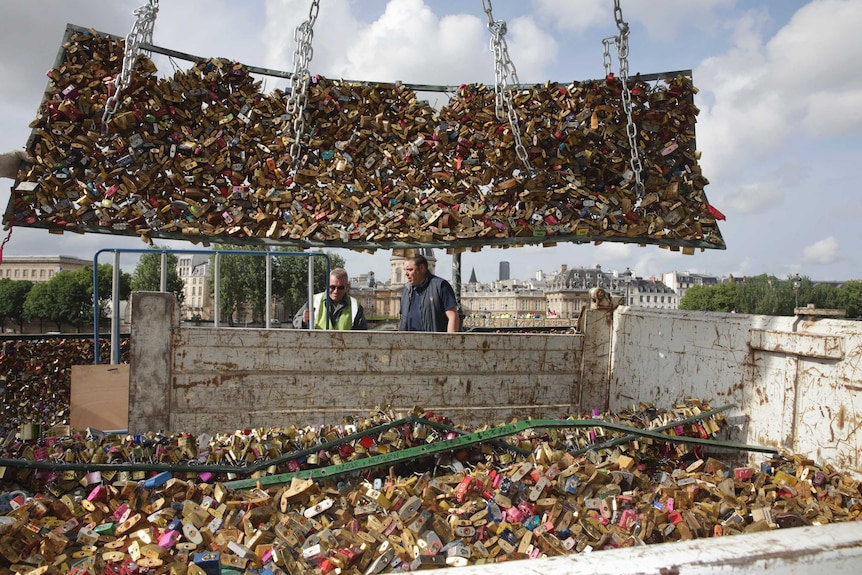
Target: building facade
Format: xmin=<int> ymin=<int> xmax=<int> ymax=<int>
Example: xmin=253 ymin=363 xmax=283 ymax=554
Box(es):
xmin=0 ymin=255 xmax=90 ymax=282
xmin=176 ymin=254 xmax=213 ymax=320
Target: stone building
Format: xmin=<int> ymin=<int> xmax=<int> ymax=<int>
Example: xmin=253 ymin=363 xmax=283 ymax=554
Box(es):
xmin=0 ymin=255 xmax=89 ymax=282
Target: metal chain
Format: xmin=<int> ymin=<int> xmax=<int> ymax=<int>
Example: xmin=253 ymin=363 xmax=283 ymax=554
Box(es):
xmin=285 ymin=0 xmax=321 ymax=172
xmin=609 ymin=0 xmax=644 ymax=197
xmin=101 ymin=0 xmax=159 ymax=132
xmin=482 ymin=0 xmax=532 ymax=174
xmin=602 ymin=36 xmax=615 ymax=78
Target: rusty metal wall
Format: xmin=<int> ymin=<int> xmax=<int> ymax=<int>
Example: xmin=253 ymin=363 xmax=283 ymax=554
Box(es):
xmin=609 ymin=308 xmax=862 ymax=472
xmin=128 ymin=292 xmax=584 ymax=434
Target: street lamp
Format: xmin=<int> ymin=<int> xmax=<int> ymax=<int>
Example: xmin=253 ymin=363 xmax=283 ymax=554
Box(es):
xmin=793 ymin=274 xmax=802 ymax=310
xmin=623 ymin=267 xmax=633 ymax=306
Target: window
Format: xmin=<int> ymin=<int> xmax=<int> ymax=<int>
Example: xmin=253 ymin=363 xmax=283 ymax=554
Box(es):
xmin=40 ymin=269 xmax=45 ymax=278
xmin=14 ymin=269 xmax=19 ymax=278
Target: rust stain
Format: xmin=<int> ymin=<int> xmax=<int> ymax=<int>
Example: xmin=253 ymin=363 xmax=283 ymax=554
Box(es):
xmin=838 ymin=405 xmax=846 ymax=430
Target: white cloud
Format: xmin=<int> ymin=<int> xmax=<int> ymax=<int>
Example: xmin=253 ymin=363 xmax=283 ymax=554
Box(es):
xmin=622 ymin=0 xmax=737 ymax=41
xmin=802 ymin=90 xmax=862 ymax=137
xmin=533 ymin=0 xmax=735 ymax=40
xmin=507 ymin=16 xmax=559 ymax=83
xmin=766 ymin=0 xmax=862 ymax=93
xmin=532 ymin=0 xmax=607 ymax=34
xmin=723 ymin=182 xmax=783 ymax=214
xmin=801 ymin=236 xmax=841 ymax=265
xmin=697 ymin=0 xmax=862 ymax=182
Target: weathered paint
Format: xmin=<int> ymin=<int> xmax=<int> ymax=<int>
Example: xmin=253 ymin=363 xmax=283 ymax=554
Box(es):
xmin=130 ymin=293 xmax=582 ymax=433
xmin=442 ymin=521 xmax=862 ymax=575
xmin=610 ymin=308 xmax=862 ymax=471
xmin=128 ymin=292 xmax=175 ymax=433
xmin=128 ymin=295 xmax=862 ymax=470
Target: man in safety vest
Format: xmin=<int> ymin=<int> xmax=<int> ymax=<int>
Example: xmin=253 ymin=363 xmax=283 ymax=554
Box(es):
xmin=293 ymin=268 xmax=368 ymax=330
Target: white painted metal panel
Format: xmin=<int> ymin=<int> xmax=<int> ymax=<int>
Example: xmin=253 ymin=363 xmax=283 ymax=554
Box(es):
xmin=447 ymin=521 xmax=862 ymax=575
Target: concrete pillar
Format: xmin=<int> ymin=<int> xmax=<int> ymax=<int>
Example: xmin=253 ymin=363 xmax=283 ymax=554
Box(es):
xmin=128 ymin=292 xmax=176 ymax=433
xmin=578 ymin=307 xmax=614 ymax=411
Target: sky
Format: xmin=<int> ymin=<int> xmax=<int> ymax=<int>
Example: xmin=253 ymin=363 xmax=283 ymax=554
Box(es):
xmin=0 ymin=0 xmax=860 ymax=285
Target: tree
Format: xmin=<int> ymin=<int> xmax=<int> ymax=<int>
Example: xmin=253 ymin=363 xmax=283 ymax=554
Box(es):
xmin=678 ymin=284 xmax=713 ymax=311
xmin=93 ymin=263 xmax=132 ymax=324
xmin=274 ymin=249 xmax=345 ymax=319
xmin=710 ymin=282 xmax=741 ymax=312
xmin=0 ymin=279 xmax=33 ymax=333
xmin=23 ymin=281 xmax=55 ymax=331
xmin=130 ymin=248 xmax=184 ymax=302
xmin=212 ymin=246 xmax=268 ymax=324
xmin=837 ymin=281 xmax=862 ymax=318
xmin=736 ymin=275 xmax=788 ymax=315
xmin=23 ymin=270 xmax=91 ymax=331
xmin=52 ymin=269 xmax=93 ymax=331
xmin=209 ymin=246 xmax=345 ymax=325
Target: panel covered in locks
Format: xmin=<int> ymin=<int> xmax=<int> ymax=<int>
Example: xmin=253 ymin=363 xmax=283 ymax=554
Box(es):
xmin=5 ymin=25 xmax=725 ymax=252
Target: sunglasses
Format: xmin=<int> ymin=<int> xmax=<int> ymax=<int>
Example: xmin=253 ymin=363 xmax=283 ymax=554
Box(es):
xmin=329 ymin=285 xmax=347 ymax=291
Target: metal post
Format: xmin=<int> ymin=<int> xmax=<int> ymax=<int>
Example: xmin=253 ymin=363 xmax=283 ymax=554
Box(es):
xmin=452 ymin=252 xmax=462 ymax=330
xmin=307 ymin=255 xmax=314 ymax=330
xmin=92 ymin=254 xmax=101 ymax=365
xmin=159 ymin=251 xmax=167 ymax=292
xmin=265 ymin=248 xmax=272 ymax=328
xmin=793 ymin=274 xmax=802 ymax=311
xmin=213 ymin=253 xmax=220 ymax=328
xmin=112 ymin=251 xmax=121 ymax=365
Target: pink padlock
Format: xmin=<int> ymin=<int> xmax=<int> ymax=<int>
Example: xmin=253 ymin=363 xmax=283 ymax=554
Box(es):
xmin=505 ymin=506 xmax=524 ymax=523
xmin=114 ymin=503 xmax=130 ymax=523
xmin=158 ymin=529 xmax=180 ymax=549
xmin=87 ymin=485 xmax=106 ymax=502
xmin=62 ymin=84 xmax=79 ymax=100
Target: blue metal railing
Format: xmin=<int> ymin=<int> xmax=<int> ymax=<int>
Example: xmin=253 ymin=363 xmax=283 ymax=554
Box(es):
xmin=93 ymin=248 xmax=330 ymax=365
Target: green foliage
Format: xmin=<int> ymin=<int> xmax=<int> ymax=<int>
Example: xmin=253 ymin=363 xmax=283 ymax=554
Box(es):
xmin=678 ymin=275 xmax=855 ymax=317
xmin=130 ymin=248 xmax=184 ymax=302
xmin=836 ymin=281 xmax=862 ymax=318
xmin=275 ymin=249 xmax=346 ymax=318
xmin=209 ymin=246 xmax=345 ymax=324
xmin=0 ymin=279 xmax=33 ymax=332
xmin=92 ymin=263 xmax=132 ymax=323
xmin=23 ymin=270 xmax=91 ymax=331
xmin=710 ymin=282 xmax=740 ymax=312
xmin=94 ymin=263 xmax=132 ymax=301
xmin=678 ymin=284 xmax=713 ymax=311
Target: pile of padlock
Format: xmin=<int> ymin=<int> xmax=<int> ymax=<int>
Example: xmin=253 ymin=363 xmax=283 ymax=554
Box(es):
xmin=7 ymin=28 xmax=724 ymax=250
xmin=0 ymin=338 xmax=125 ymax=437
xmin=1 ymin=403 xmax=861 ymax=572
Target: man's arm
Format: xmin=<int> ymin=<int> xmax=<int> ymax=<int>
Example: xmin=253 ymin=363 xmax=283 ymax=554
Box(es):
xmin=353 ymin=304 xmax=368 ymax=330
xmin=439 ymin=280 xmax=460 ymax=332
xmin=292 ymin=302 xmax=310 ymax=329
xmin=445 ymin=308 xmax=460 ymax=333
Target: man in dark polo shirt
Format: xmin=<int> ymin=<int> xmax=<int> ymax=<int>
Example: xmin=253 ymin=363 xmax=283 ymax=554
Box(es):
xmin=399 ymin=255 xmax=460 ymax=332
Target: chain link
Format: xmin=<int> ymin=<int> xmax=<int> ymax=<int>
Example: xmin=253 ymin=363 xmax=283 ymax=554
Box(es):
xmin=608 ymin=0 xmax=644 ymax=197
xmin=482 ymin=0 xmax=532 ymax=174
xmin=101 ymin=0 xmax=159 ymax=132
xmin=285 ymin=0 xmax=321 ymax=172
